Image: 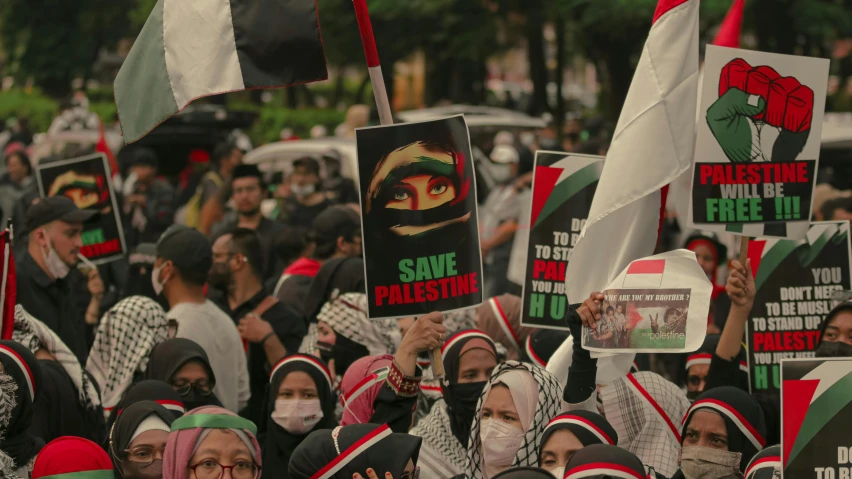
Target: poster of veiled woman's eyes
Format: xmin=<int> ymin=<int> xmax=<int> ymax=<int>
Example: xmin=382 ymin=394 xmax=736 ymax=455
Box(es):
xmin=355 ymin=115 xmax=483 ymax=319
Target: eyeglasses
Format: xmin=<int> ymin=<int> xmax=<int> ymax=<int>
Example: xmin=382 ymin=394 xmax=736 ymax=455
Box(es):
xmin=687 ymin=375 xmax=705 ymax=387
xmin=172 ymin=381 xmax=214 ymax=396
xmin=189 ymin=460 xmax=260 ymax=479
xmin=124 ymin=445 xmax=165 ymax=464
xmin=400 ymin=467 xmax=420 ymax=479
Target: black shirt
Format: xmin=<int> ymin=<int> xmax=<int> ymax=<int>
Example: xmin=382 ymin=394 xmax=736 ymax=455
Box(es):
xmin=213 ymin=289 xmax=307 ymax=430
xmin=15 ymin=251 xmax=89 ymax=362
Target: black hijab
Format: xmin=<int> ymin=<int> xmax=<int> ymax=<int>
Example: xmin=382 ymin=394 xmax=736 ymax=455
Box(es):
xmin=524 ymin=329 xmax=569 ymax=368
xmin=492 ymin=467 xmax=555 ymax=479
xmin=815 ymin=301 xmax=852 ymax=357
xmin=681 ymin=334 xmax=748 ymax=391
xmin=109 ymin=400 xmax=175 ymax=479
xmin=538 ymin=410 xmax=619 ymax=464
xmin=304 ymin=257 xmax=366 ymax=320
xmin=744 ymin=445 xmax=780 ymax=479
xmin=563 ymin=444 xmax=647 ymax=479
xmin=0 ymin=340 xmax=44 ymax=467
xmin=289 ymin=423 xmax=421 ymax=479
xmin=106 ymin=380 xmax=185 ymax=438
xmin=263 ymin=355 xmax=337 ymax=479
xmin=144 ymin=338 xmax=221 ymax=411
xmin=441 ymin=329 xmax=497 ymax=447
xmin=681 ymin=386 xmax=768 ymax=472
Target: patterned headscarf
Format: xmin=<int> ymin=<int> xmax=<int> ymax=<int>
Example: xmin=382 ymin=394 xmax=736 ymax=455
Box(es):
xmin=476 ymin=295 xmax=533 ymax=361
xmin=600 ymin=372 xmax=690 ymax=478
xmin=0 ymin=369 xmax=19 ymax=477
xmin=466 ymin=361 xmax=563 ymax=479
xmin=86 ymin=296 xmax=169 ymax=415
xmin=12 ymin=305 xmax=101 ymax=410
xmin=339 ymin=355 xmax=394 ymax=426
xmin=317 ymin=294 xmax=396 ymax=356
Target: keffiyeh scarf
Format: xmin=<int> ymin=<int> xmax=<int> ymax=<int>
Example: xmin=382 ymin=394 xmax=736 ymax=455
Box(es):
xmin=409 ymin=400 xmax=467 ymax=479
xmin=600 ymin=371 xmax=690 ymax=478
xmin=316 ymin=293 xmax=396 ymax=356
xmin=86 ymin=296 xmax=169 ymax=414
xmin=0 ymin=372 xmax=19 ymax=478
xmin=466 ymin=361 xmax=563 ymax=479
xmin=12 ymin=305 xmax=101 ymax=410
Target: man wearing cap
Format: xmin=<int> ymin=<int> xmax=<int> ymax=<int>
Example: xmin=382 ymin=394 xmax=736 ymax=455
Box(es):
xmin=211 ymin=164 xmax=285 ymax=281
xmin=152 ymin=225 xmax=249 ymax=412
xmin=16 ymin=196 xmax=102 ymax=362
xmin=123 ymin=148 xmax=175 ymax=249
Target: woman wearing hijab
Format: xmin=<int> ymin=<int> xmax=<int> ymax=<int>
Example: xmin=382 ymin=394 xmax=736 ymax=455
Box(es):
xmin=681 ymin=335 xmax=748 ymax=400
xmin=339 ymin=313 xmax=446 ymax=432
xmin=110 ymin=401 xmax=175 ymax=479
xmin=31 ymin=437 xmax=113 ymax=479
xmin=312 ymin=293 xmax=397 ymax=380
xmin=162 ymin=406 xmax=261 ymax=479
xmin=814 ymin=300 xmax=852 ymax=357
xmin=523 ymin=329 xmax=569 ymax=369
xmin=466 ymin=361 xmax=563 ymax=479
xmin=476 ymin=295 xmax=533 ymax=361
xmin=674 ymin=386 xmax=767 ymax=479
xmin=263 ymin=355 xmax=337 ymax=479
xmin=87 ymin=296 xmax=169 ymax=416
xmin=562 ymin=444 xmax=647 ymax=479
xmin=289 ymin=423 xmax=421 ymax=479
xmin=537 ymin=411 xmax=619 ymax=478
xmin=12 ymin=305 xmax=105 ymax=443
xmin=145 ymin=338 xmax=222 ymax=411
xmin=106 ymin=380 xmax=186 ymax=437
xmin=491 ymin=468 xmax=554 ymax=479
xmin=744 ymin=445 xmax=780 ymax=479
xmin=0 ymin=340 xmax=44 ymax=476
xmin=595 ymin=372 xmax=690 ymax=478
xmin=410 ymin=330 xmax=498 ymax=479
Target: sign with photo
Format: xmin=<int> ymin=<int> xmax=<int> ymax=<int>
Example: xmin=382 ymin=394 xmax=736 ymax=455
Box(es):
xmin=745 ymin=221 xmax=852 ymax=393
xmin=36 ymin=153 xmax=126 ymax=264
xmin=689 ymin=46 xmax=830 ymax=240
xmin=520 ymin=151 xmax=604 ymax=329
xmin=582 ymin=249 xmax=712 ymax=354
xmin=355 ymin=115 xmax=483 ymax=319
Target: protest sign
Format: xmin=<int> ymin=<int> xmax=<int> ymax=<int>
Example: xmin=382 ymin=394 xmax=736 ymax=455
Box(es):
xmin=520 ymin=152 xmax=604 ymax=329
xmin=355 ymin=115 xmax=483 ymax=319
xmin=689 ymin=46 xmax=830 ymax=240
xmin=582 ymin=249 xmax=711 ymax=354
xmin=36 ymin=153 xmax=126 ymax=264
xmin=781 ymin=358 xmax=852 ymax=479
xmin=745 ymin=222 xmax=851 ymax=393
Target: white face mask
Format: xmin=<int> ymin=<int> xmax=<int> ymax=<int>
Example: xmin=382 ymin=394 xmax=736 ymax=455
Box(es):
xmin=42 ymin=237 xmax=70 ymax=279
xmin=479 ymin=419 xmax=525 ymax=467
xmin=151 ymin=263 xmax=166 ymax=296
xmin=291 ymin=183 xmax=316 ymax=197
xmin=550 ymin=467 xmax=565 ymax=479
xmin=679 ymin=446 xmax=743 ymax=479
xmin=271 ymin=399 xmax=323 ymax=435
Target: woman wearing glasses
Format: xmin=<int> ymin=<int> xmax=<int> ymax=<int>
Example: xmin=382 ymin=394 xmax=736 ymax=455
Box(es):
xmin=163 ymin=406 xmax=262 ymax=479
xmin=146 ymin=338 xmax=223 ymax=411
xmin=110 ymin=400 xmax=175 ymax=479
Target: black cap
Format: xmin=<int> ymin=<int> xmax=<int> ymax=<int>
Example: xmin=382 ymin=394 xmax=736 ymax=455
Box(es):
xmin=132 ymin=148 xmax=159 ymax=168
xmin=312 ymin=206 xmax=360 ymax=244
xmin=232 ymin=164 xmax=263 ymax=185
xmin=155 ymin=225 xmax=212 ymax=274
xmin=26 ymin=196 xmax=97 ymax=231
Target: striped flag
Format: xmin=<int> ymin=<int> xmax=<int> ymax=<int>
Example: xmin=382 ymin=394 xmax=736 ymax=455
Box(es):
xmin=564 ymin=0 xmax=700 ymax=303
xmin=115 ymin=0 xmax=328 ymax=144
xmin=622 ymin=259 xmax=666 ymax=288
xmin=0 ymin=228 xmax=15 ymax=340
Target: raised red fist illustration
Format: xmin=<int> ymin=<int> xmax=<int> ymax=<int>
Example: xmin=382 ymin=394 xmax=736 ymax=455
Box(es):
xmin=709 ymin=58 xmax=814 ymax=162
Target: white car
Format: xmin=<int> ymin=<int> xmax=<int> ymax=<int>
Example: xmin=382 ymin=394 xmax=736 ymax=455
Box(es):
xmin=242 ymin=137 xmax=358 ymax=181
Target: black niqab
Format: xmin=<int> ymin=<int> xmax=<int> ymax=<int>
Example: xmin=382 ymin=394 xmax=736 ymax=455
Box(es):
xmin=442 ymin=330 xmax=497 ymax=447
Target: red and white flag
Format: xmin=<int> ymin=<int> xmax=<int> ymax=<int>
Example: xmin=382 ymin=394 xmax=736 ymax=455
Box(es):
xmin=622 ymin=259 xmax=666 ymax=288
xmin=0 ymin=228 xmax=15 ymax=340
xmin=565 ymin=0 xmax=700 ymax=302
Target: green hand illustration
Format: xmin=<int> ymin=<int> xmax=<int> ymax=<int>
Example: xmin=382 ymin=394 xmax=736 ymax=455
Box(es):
xmin=706 ymin=88 xmax=766 ymax=163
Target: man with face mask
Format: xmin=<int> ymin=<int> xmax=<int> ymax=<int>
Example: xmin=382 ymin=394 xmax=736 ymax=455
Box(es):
xmin=211 ymin=164 xmax=285 ymax=281
xmin=209 ymin=227 xmax=306 ymax=430
xmin=16 ymin=196 xmax=99 ymax=362
xmin=152 ymin=225 xmax=249 ymax=412
xmin=280 ymin=157 xmax=334 ymax=228
xmin=479 ymin=140 xmax=523 ymax=298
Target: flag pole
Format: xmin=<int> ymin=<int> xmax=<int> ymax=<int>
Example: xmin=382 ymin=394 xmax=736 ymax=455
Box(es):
xmin=351 ymin=0 xmax=394 ymax=126
xmin=0 ymin=225 xmax=14 ymax=340
xmin=738 ymin=235 xmax=750 ymax=265
xmin=351 ymin=0 xmax=444 ymax=378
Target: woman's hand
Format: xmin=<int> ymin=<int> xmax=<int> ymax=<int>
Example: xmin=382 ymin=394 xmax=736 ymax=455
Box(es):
xmin=354 ymin=468 xmax=396 ymax=479
xmin=395 ymin=312 xmax=446 ymax=376
xmin=576 ymin=292 xmax=604 ymax=330
xmin=726 ymin=259 xmax=755 ymax=310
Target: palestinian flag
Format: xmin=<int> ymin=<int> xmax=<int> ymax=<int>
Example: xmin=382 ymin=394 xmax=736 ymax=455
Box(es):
xmin=115 ymin=0 xmax=327 ymax=143
xmin=782 ymin=358 xmax=852 ymax=477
